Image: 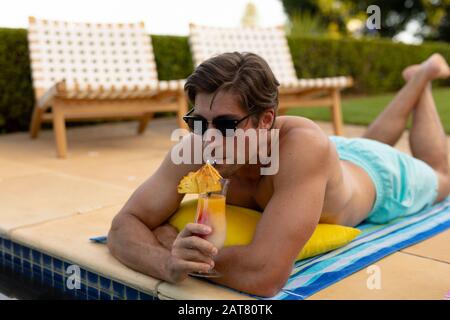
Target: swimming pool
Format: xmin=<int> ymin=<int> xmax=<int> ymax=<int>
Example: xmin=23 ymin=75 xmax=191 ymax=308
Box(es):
xmin=0 ymin=236 xmax=156 ymax=300
xmin=0 ymin=265 xmax=75 ymax=300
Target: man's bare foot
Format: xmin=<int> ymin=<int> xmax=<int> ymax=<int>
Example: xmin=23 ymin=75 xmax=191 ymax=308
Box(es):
xmin=423 ymin=53 xmax=450 ymax=80
xmin=402 ymin=54 xmax=450 ymax=82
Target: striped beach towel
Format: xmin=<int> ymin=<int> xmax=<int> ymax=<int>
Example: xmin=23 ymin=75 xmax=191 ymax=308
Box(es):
xmin=253 ymin=197 xmax=450 ymax=300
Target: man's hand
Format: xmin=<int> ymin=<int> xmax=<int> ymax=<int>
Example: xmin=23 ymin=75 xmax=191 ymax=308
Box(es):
xmin=166 ymin=223 xmax=218 ymax=283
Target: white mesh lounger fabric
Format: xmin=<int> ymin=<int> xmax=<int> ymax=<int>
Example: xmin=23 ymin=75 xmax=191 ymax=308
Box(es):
xmin=28 ymin=17 xmax=188 ymax=158
xmin=189 ymin=24 xmax=354 ymax=135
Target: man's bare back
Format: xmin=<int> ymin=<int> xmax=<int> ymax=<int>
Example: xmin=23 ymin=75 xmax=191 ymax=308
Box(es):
xmin=224 ymin=115 xmax=377 ymax=227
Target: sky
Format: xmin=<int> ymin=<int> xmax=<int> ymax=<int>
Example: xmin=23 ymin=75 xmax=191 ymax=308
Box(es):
xmin=0 ymin=0 xmax=288 ymax=35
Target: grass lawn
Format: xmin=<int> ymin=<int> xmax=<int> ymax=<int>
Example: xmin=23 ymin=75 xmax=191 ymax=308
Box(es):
xmin=286 ymin=87 xmax=450 ymax=134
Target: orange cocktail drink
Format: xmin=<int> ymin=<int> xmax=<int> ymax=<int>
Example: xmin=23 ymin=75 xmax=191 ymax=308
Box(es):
xmin=196 ymin=193 xmax=227 ymax=249
xmin=191 ymin=178 xmax=229 ymax=278
xmin=177 ymin=162 xmax=228 ymax=277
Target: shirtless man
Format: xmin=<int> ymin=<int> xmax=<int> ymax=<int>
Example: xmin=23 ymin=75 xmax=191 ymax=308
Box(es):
xmin=107 ymin=52 xmax=450 ymax=297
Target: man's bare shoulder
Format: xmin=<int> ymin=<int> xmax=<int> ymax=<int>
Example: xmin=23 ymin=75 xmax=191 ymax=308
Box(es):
xmin=276 ymin=115 xmax=331 ymax=157
xmin=274 ymin=116 xmax=332 ymax=182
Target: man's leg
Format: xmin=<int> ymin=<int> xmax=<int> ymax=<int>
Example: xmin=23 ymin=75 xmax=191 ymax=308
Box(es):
xmin=362 ymin=54 xmax=450 ymax=147
xmin=408 ymin=83 xmax=450 ymax=202
xmin=364 ymin=54 xmax=450 ymax=202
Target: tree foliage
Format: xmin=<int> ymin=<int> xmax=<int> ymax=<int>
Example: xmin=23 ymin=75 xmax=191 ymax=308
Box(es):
xmin=280 ymin=0 xmax=450 ymax=41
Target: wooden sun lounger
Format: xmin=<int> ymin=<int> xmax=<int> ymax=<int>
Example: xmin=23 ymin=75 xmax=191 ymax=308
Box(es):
xmin=189 ymin=24 xmax=353 ymax=135
xmin=28 ymin=17 xmax=188 ymax=158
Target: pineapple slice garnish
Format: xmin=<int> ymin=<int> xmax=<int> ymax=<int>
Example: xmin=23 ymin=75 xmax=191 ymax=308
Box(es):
xmin=178 ymin=162 xmax=222 ymax=194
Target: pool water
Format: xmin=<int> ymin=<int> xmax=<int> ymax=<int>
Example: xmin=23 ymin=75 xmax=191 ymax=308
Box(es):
xmin=0 ymin=267 xmax=74 ymax=300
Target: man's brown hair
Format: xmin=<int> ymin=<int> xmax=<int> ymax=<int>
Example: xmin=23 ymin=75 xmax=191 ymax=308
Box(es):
xmin=184 ymin=52 xmax=280 ymax=126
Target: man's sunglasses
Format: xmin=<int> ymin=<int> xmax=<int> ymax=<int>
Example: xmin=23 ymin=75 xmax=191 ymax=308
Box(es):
xmin=183 ymin=108 xmax=259 ymax=136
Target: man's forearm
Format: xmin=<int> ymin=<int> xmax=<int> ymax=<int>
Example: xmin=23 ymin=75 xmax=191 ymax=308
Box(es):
xmin=107 ymin=213 xmax=174 ymax=282
xmin=211 ymin=245 xmax=282 ymax=297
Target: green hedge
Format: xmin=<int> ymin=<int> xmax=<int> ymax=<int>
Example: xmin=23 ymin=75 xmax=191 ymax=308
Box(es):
xmin=0 ymin=28 xmax=34 ymax=133
xmin=288 ymin=36 xmax=450 ymax=94
xmin=0 ymin=27 xmax=449 ymax=134
xmin=151 ymin=35 xmax=194 ymax=81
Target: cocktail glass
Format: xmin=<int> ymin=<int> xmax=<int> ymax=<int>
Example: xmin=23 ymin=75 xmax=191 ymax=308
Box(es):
xmin=188 ymin=178 xmax=229 ymax=278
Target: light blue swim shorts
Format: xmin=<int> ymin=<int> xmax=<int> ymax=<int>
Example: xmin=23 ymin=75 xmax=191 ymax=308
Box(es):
xmin=329 ymin=136 xmax=439 ymax=224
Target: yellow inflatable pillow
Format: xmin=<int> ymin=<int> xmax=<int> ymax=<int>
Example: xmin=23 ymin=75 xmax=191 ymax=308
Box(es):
xmin=169 ymin=199 xmax=361 ymax=261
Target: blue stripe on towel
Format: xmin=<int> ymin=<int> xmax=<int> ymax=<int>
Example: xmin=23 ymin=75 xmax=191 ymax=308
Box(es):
xmin=90 ymin=236 xmax=108 ymax=244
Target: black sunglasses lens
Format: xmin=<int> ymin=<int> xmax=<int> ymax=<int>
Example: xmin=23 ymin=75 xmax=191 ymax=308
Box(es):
xmin=185 ymin=118 xmax=207 ymax=135
xmin=184 ymin=115 xmax=241 ymax=136
xmin=214 ymin=119 xmax=237 ymax=136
